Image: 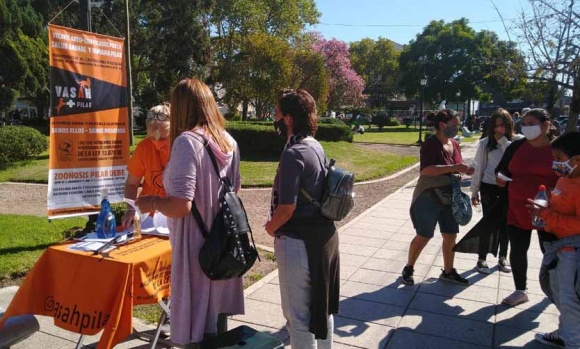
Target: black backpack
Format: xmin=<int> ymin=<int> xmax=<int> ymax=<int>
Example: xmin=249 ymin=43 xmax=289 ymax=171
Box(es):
xmin=299 ymin=140 xmax=355 ymax=221
xmin=190 ymin=136 xmax=259 ymax=280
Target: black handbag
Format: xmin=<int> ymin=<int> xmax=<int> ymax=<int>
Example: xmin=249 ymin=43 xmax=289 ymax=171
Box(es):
xmin=190 ymin=136 xmax=259 ymax=280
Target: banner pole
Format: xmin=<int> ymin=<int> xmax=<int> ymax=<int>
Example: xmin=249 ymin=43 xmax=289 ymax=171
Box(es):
xmin=79 ymin=0 xmax=92 ymax=32
xmin=126 ymin=0 xmax=134 ymax=146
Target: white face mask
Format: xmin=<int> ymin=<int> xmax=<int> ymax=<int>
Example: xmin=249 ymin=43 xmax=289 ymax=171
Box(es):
xmin=521 ymin=125 xmax=542 ymax=140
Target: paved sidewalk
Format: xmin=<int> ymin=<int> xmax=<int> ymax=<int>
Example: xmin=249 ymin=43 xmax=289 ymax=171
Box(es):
xmin=1 ymin=142 xmax=557 ymax=348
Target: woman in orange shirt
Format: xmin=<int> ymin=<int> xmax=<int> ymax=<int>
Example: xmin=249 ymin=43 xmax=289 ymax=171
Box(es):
xmin=529 ymin=131 xmax=580 ymax=348
xmin=121 ymin=103 xmax=171 ymax=228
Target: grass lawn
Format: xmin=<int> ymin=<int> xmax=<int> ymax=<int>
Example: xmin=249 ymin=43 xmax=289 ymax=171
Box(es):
xmin=354 ymin=125 xmax=480 ymax=145
xmin=240 ymin=141 xmax=417 ymax=186
xmin=0 ymin=215 xmax=86 ymax=280
xmin=2 ymin=138 xmax=417 ymax=186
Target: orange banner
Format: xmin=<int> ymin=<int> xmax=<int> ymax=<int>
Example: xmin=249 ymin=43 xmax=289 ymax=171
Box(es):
xmin=47 ymin=25 xmax=129 ymax=218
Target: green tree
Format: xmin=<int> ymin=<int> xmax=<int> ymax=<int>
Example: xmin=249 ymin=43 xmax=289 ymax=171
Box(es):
xmin=0 ymin=0 xmax=48 ymax=114
xmin=399 ymin=19 xmax=525 ymax=107
xmin=243 ymin=33 xmax=293 ymax=118
xmin=289 ymin=42 xmax=329 ymax=112
xmin=350 ymin=37 xmax=401 ymax=109
xmin=210 ymin=0 xmax=320 ymax=119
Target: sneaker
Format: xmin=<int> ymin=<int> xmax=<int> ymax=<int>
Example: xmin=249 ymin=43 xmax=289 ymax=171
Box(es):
xmin=439 ymin=268 xmax=469 ymax=286
xmin=535 ymin=330 xmax=565 ymax=347
xmin=502 ymin=290 xmax=529 ymax=306
xmin=160 ymin=314 xmax=170 ymax=338
xmin=498 ymin=256 xmax=512 ymax=273
xmin=476 ymin=260 xmax=491 ymax=274
xmin=402 ymin=265 xmax=415 ymax=285
xmin=160 ymin=322 xmax=170 ymax=338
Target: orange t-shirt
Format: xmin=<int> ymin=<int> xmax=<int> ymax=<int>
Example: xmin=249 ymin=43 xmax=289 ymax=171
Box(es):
xmin=126 ymin=137 xmax=170 ymax=197
xmin=541 ymin=176 xmax=580 ymax=241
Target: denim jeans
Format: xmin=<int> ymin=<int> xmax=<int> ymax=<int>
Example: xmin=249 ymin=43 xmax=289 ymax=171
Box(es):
xmin=275 ymin=234 xmax=333 ymax=349
xmin=550 ymin=250 xmax=580 ymax=348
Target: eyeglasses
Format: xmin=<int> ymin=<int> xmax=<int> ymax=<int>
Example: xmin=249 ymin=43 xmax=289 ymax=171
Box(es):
xmin=147 ymin=111 xmax=169 ymax=121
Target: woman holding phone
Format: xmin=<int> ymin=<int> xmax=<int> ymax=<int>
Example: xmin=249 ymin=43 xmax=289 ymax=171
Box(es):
xmin=470 ymin=109 xmax=521 ymax=273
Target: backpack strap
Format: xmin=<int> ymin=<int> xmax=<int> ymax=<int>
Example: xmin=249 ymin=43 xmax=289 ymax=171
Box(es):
xmin=297 ymin=138 xmax=329 ymax=207
xmin=187 ymin=133 xmax=233 ymax=239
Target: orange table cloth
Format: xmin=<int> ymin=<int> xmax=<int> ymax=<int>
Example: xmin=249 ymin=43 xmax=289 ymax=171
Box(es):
xmin=0 ymin=236 xmax=171 ymax=349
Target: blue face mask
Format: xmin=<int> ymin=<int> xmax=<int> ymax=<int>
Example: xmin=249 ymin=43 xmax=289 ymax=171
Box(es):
xmin=552 ymin=158 xmax=577 ymax=177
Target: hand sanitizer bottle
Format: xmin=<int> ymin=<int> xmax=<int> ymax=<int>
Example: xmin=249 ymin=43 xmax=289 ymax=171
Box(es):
xmin=96 ymin=189 xmax=117 ymax=238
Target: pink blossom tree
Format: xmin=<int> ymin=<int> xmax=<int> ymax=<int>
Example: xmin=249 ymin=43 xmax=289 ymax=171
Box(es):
xmin=312 ymin=34 xmax=365 ymax=110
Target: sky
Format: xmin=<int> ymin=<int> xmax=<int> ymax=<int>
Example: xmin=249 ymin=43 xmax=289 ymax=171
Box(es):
xmin=310 ymin=0 xmax=533 ymax=45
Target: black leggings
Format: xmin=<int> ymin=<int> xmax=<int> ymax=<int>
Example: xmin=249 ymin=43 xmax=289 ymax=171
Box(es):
xmin=507 ymin=225 xmax=554 ymax=290
xmin=478 ymin=183 xmax=509 ymax=260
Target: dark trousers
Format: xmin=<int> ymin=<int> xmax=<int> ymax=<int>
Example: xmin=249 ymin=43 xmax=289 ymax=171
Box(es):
xmin=507 ymin=225 xmax=554 ymax=290
xmin=478 ymin=182 xmax=509 ymax=260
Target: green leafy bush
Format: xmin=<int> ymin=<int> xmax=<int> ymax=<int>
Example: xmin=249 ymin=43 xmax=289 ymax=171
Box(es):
xmin=316 ymin=123 xmax=353 ymax=142
xmin=226 ymin=122 xmax=284 ymax=158
xmin=0 ymin=126 xmax=48 ymax=169
xmin=225 ymin=111 xmax=242 ymax=121
xmin=226 ymin=121 xmax=352 ymax=158
xmin=318 ymin=117 xmax=345 ymax=125
xmin=371 ymin=114 xmax=400 ymax=130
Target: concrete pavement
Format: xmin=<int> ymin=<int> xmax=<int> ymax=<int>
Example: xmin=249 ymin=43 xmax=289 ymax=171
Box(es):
xmin=1 ymin=141 xmax=558 ymax=348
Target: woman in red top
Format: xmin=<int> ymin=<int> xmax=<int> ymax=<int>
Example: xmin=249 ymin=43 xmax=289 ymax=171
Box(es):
xmin=496 ymin=108 xmax=558 ymax=306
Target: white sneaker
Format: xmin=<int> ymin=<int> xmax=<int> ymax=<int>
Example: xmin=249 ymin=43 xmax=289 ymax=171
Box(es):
xmin=502 ymin=290 xmax=529 ymax=306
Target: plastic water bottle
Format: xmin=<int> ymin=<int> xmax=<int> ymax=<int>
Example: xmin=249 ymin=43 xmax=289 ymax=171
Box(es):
xmin=531 ymin=185 xmax=549 ymax=228
xmin=96 ymin=189 xmax=117 ymax=238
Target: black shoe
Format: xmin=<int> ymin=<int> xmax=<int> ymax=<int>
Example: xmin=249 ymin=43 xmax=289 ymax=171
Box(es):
xmin=534 ymin=330 xmax=565 ymax=347
xmin=476 ymin=260 xmax=491 ymax=274
xmin=498 ymin=256 xmax=512 ymax=273
xmin=439 ymin=268 xmax=469 ymax=286
xmin=402 ymin=265 xmax=415 ymax=285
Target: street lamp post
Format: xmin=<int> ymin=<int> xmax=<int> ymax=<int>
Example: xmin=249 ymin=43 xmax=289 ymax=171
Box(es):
xmin=455 ymin=90 xmax=461 ymax=123
xmin=417 ymin=77 xmax=427 ymax=144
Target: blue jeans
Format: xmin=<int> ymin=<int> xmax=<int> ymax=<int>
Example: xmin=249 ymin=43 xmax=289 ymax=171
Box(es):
xmin=550 ymin=250 xmax=580 ymax=348
xmin=275 ymin=235 xmax=333 ymax=349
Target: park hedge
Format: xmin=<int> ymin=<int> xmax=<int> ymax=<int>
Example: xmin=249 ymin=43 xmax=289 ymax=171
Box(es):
xmin=0 ymin=126 xmax=48 ymax=169
xmin=226 ymin=120 xmax=352 ymax=158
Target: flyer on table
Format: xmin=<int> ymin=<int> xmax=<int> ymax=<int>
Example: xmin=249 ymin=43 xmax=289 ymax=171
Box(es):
xmin=47 ymin=24 xmax=129 ymax=219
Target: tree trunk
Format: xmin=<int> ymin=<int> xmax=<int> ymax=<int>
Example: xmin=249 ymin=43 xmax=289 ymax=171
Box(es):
xmin=242 ymin=100 xmax=249 ymax=121
xmin=566 ymin=69 xmax=580 ymax=133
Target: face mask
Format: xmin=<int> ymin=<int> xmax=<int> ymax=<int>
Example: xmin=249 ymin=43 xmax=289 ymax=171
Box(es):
xmin=443 ymin=125 xmax=459 ymax=138
xmin=521 ymin=125 xmax=542 ymax=140
xmin=552 ymin=159 xmax=577 ymax=177
xmin=273 ymin=119 xmax=288 ymax=138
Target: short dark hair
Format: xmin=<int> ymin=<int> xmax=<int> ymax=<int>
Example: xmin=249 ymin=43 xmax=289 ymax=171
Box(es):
xmin=425 ymin=109 xmax=458 ymax=130
xmin=277 ymin=89 xmax=318 ymax=136
xmin=551 ymin=131 xmax=580 ymax=158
